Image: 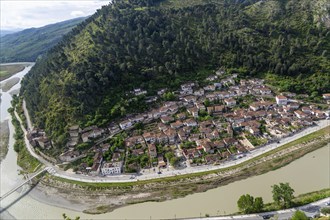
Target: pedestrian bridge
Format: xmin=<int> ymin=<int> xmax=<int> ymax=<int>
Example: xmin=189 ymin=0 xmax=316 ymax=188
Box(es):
xmin=0 ymin=167 xmax=55 ymax=201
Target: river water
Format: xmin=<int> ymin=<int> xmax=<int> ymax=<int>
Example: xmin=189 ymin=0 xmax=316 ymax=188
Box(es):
xmin=0 ymin=64 xmax=329 ymax=220
xmin=0 ymin=63 xmax=34 ymax=121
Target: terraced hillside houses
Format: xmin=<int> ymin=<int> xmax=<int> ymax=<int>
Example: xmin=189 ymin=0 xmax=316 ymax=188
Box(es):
xmin=27 ymin=69 xmax=330 ymax=176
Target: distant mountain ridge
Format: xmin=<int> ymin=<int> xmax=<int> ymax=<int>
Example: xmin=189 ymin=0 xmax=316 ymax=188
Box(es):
xmin=0 ymin=17 xmax=86 ymax=62
xmin=0 ymin=29 xmax=22 ymax=37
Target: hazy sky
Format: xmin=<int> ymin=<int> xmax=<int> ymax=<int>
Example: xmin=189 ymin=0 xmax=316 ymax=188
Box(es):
xmin=1 ymin=0 xmax=109 ymax=30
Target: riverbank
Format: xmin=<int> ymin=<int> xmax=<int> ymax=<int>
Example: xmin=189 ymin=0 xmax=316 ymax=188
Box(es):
xmin=0 ymin=120 xmax=9 ymax=162
xmin=0 ymin=64 xmax=26 ymax=81
xmin=263 ymin=188 xmax=330 ymax=212
xmin=32 ymin=126 xmax=329 ymax=215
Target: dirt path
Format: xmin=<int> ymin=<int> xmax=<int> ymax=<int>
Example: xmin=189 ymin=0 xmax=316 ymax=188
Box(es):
xmin=23 ymin=99 xmax=33 ymax=130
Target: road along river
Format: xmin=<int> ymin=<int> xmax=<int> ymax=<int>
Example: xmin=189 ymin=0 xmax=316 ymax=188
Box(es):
xmin=0 ymin=64 xmax=329 ymax=219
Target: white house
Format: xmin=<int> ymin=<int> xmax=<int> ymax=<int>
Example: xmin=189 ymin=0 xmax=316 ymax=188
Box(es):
xmin=259 ymin=87 xmax=272 ymax=95
xmin=204 ymin=85 xmax=216 ymax=91
xmin=133 ymin=88 xmax=147 ymax=96
xmin=194 ymin=89 xmax=205 ymax=96
xmin=276 ymin=95 xmax=288 ymax=105
xmin=130 ymin=115 xmax=145 ymax=123
xmin=119 ymin=120 xmax=133 ymax=130
xmin=322 ymin=93 xmax=330 ymax=100
xmin=302 ymin=107 xmax=311 ymax=114
xmin=215 ymin=69 xmax=226 ymax=76
xmin=184 ymin=119 xmax=198 ymax=127
xmin=206 ymin=75 xmax=218 ymax=81
xmin=214 ymin=82 xmax=222 ymax=88
xmin=224 ymin=98 xmax=236 ymax=107
xmin=101 ymin=162 xmax=122 ymax=175
xmin=181 ymin=83 xmax=194 ymax=91
xmin=157 ymin=89 xmax=167 ymax=96
xmin=294 ymin=110 xmax=307 ymax=119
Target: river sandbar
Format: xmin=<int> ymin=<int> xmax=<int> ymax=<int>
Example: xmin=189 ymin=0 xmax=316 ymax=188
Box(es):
xmin=0 ymin=64 xmax=26 ymax=81
xmin=0 ymin=77 xmax=20 ymax=92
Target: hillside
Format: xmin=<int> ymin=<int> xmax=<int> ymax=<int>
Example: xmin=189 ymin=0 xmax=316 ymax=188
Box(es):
xmin=0 ymin=17 xmax=86 ymax=62
xmin=20 ymin=0 xmax=330 ymax=146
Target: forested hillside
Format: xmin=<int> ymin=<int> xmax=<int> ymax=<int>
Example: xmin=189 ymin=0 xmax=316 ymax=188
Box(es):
xmin=0 ymin=17 xmax=86 ymax=62
xmin=21 ymin=0 xmax=330 ymax=146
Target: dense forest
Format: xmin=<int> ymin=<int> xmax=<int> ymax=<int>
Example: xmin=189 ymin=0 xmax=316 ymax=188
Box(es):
xmin=20 ymin=0 xmax=330 ymax=146
xmin=0 ymin=17 xmax=86 ymax=62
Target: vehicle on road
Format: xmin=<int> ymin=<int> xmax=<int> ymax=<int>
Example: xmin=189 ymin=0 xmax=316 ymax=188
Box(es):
xmin=261 ymin=214 xmax=274 ymax=219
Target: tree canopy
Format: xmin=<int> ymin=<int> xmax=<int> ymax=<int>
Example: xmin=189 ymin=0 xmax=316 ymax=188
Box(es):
xmin=271 ymin=183 xmax=295 ymax=208
xmin=237 ymin=194 xmax=264 ymax=214
xmin=291 ymin=210 xmax=308 ymax=220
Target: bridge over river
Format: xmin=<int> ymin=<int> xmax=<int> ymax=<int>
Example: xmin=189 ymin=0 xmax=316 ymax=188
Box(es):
xmin=0 ymin=167 xmax=55 ymax=201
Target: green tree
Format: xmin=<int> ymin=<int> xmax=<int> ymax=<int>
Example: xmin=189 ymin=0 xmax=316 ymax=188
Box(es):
xmin=271 ymin=183 xmax=295 ymax=208
xmin=62 ymin=213 xmax=80 ymax=220
xmin=237 ymin=194 xmax=255 ymax=214
xmin=253 ymin=197 xmax=264 ymax=213
xmin=237 ymin=194 xmax=264 ymax=214
xmin=139 ymin=154 xmax=149 ymax=168
xmin=320 ymin=207 xmax=330 ymax=215
xmin=169 ymin=157 xmax=179 ymax=167
xmin=163 ymin=92 xmax=176 ymax=101
xmin=165 ymin=152 xmax=174 ymax=161
xmin=204 ymin=99 xmax=211 ymax=107
xmin=291 ymin=210 xmax=308 ymax=220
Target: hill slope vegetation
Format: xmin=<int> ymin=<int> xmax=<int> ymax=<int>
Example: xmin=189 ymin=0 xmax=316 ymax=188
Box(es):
xmin=0 ymin=17 xmax=86 ymax=62
xmin=20 ymin=0 xmax=330 ymax=146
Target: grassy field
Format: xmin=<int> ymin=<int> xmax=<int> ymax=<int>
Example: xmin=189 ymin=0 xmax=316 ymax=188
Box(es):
xmin=17 ymin=145 xmax=41 ymax=173
xmin=52 ymin=125 xmax=330 ymax=188
xmin=0 ymin=64 xmax=26 ymax=81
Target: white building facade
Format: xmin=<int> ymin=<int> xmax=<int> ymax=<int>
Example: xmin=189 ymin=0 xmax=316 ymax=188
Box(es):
xmin=101 ymin=162 xmax=122 ymax=175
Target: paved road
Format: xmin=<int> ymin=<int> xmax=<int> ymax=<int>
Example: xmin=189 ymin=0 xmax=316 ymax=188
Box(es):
xmin=19 ymin=103 xmax=330 ymax=183
xmin=186 ymin=197 xmax=330 ymax=220
xmin=22 ymin=100 xmax=33 ymax=130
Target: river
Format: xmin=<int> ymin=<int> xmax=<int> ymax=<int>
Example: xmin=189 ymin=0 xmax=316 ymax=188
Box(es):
xmin=0 ymin=64 xmax=329 ymax=220
xmin=0 ymin=63 xmax=34 ymax=121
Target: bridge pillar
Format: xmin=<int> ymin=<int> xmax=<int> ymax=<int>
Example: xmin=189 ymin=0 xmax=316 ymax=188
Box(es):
xmin=24 ymin=173 xmax=32 ymax=185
